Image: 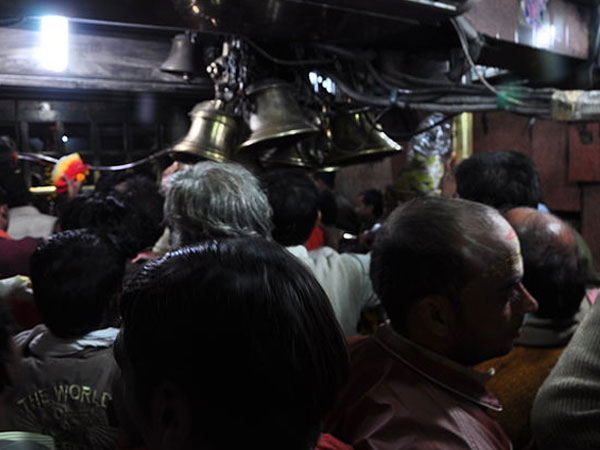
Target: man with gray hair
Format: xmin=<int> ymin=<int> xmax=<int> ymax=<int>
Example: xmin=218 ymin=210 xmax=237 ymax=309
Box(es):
xmin=165 ymin=161 xmax=272 ymax=248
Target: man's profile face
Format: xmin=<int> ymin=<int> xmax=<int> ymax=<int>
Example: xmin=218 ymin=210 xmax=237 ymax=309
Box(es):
xmin=355 ymin=195 xmax=373 ymax=219
xmin=451 ymin=217 xmax=538 ymax=366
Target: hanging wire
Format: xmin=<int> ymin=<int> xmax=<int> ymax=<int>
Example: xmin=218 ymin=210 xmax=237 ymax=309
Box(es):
xmin=244 ymin=38 xmax=335 ymax=66
xmin=449 ymin=18 xmax=528 ymax=107
xmin=18 ymin=148 xmax=169 ymax=172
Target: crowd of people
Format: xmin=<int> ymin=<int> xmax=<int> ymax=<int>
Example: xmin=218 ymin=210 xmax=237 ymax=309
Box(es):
xmin=0 ymin=136 xmax=598 ymax=450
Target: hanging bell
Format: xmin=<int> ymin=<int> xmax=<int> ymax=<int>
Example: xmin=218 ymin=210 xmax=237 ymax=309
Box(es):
xmin=239 ymin=80 xmax=319 ymax=152
xmin=323 ymin=110 xmax=403 ymax=166
xmin=161 ymin=33 xmax=197 ymax=79
xmin=259 ymin=141 xmax=317 ymax=169
xmin=169 ymin=100 xmax=245 ymax=163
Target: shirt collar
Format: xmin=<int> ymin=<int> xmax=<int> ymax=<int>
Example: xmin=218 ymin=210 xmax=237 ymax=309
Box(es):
xmin=28 ymin=326 xmax=119 ymax=357
xmin=516 ymin=296 xmax=589 ymax=347
xmin=286 ymin=245 xmax=308 ymax=258
xmin=373 ymin=326 xmax=503 ymax=412
xmin=9 ymin=206 xmax=38 ymax=215
xmin=0 ymin=431 xmax=55 ymax=449
xmin=516 ymin=316 xmax=579 ymax=347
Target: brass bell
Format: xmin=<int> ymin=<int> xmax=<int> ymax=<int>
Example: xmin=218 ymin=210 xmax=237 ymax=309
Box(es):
xmin=323 ymin=110 xmax=403 ymax=166
xmin=161 ymin=33 xmax=197 ymax=78
xmin=239 ymin=80 xmax=319 ymax=151
xmin=259 ymin=142 xmax=315 ymax=169
xmin=169 ymin=100 xmax=245 ymax=163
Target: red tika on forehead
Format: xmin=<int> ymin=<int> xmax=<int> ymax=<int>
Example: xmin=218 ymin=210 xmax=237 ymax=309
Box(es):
xmin=505 ymin=228 xmax=516 ymax=242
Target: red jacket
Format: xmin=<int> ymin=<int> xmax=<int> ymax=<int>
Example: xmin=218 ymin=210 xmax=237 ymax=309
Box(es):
xmin=0 ymin=234 xmax=40 ymax=278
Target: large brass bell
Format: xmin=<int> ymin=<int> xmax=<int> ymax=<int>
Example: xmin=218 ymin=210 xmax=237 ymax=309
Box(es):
xmin=169 ymin=100 xmax=245 ymax=163
xmin=239 ymin=80 xmax=319 ymax=151
xmin=161 ymin=33 xmax=197 ymax=79
xmin=323 ymin=110 xmax=403 ymax=166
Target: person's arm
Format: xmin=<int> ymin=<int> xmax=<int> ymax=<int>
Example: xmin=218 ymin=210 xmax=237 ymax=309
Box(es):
xmin=531 ymin=299 xmax=600 ymax=449
xmin=347 ymin=253 xmax=389 ymax=334
xmin=348 ymin=253 xmax=379 ymax=309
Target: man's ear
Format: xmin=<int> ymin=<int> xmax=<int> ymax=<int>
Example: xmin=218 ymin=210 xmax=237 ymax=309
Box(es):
xmin=150 ymin=381 xmax=192 ymax=450
xmin=413 ymin=295 xmax=458 ymax=338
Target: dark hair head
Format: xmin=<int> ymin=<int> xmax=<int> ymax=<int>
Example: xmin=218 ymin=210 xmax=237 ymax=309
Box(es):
xmin=0 ymin=170 xmax=30 ymax=208
xmin=455 ymin=151 xmax=541 ymax=210
xmin=261 ymin=170 xmax=319 ymax=246
xmin=60 ymin=190 xmax=162 ymax=258
xmin=359 ymin=189 xmax=384 ymax=218
xmin=114 ymin=176 xmax=164 ymax=251
xmin=95 ymin=172 xmax=159 ymax=197
xmin=313 ymin=171 xmax=336 ymax=190
xmin=60 ymin=192 xmax=126 ymax=232
xmin=31 ymin=229 xmax=125 ymax=338
xmin=0 ymin=186 xmax=7 ymax=206
xmin=371 ymin=196 xmax=500 ymax=333
xmin=317 ymin=188 xmax=337 ymax=227
xmin=119 ymin=238 xmax=348 ymax=450
xmin=505 ymin=208 xmax=591 ymax=320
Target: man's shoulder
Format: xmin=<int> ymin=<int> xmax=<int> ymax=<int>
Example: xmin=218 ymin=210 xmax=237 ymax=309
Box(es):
xmin=14 ymin=325 xmax=47 ymax=350
xmin=327 ymin=332 xmax=511 ymax=450
xmin=307 ymin=247 xmax=369 ymax=273
xmin=0 ymin=237 xmax=40 ymax=252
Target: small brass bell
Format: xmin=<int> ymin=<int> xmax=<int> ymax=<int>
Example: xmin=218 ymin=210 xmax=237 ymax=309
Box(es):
xmin=161 ymin=33 xmax=197 ymax=79
xmin=239 ymin=80 xmax=319 ymax=152
xmin=169 ymin=100 xmax=245 ymax=163
xmin=324 ymin=110 xmax=403 ymax=166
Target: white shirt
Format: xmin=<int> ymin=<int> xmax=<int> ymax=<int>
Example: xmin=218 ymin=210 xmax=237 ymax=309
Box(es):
xmin=8 ymin=206 xmax=57 ymax=239
xmin=286 ymin=245 xmax=378 ymax=337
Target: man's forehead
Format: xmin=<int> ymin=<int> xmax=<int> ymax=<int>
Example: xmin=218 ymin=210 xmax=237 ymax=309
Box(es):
xmin=490 ymin=212 xmax=518 ymax=242
xmin=462 ymin=213 xmax=523 ymax=278
xmin=483 ymin=249 xmax=523 ymax=279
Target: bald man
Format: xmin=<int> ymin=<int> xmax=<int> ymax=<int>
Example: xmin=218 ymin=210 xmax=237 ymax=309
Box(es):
xmin=476 ymin=207 xmax=593 ymax=449
xmin=326 ymin=197 xmax=538 ymax=450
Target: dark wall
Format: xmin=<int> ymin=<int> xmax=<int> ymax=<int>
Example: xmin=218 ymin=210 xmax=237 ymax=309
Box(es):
xmin=471 ymin=111 xmax=600 ymax=271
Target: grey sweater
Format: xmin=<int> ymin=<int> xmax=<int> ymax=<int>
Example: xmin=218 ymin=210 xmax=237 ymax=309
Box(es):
xmin=531 ymin=298 xmax=600 ymax=449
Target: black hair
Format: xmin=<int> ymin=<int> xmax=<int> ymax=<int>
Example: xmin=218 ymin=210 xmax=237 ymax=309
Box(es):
xmin=455 ymin=151 xmax=542 ymax=210
xmin=60 ymin=190 xmax=163 ymax=258
xmin=114 ymin=176 xmax=164 ymax=252
xmin=513 ymin=218 xmax=591 ymax=320
xmin=317 ymin=188 xmax=337 ymax=227
xmin=95 ymin=172 xmax=157 ymax=195
xmin=359 ymin=189 xmax=384 ymax=218
xmin=0 ymin=186 xmax=7 ymax=206
xmin=119 ymin=238 xmax=348 ymax=450
xmin=370 ymin=196 xmax=497 ymax=334
xmin=261 ymin=170 xmax=319 ymax=246
xmin=30 ymin=229 xmax=125 ymax=338
xmin=313 ymin=171 xmax=336 ymax=190
xmin=0 ymin=170 xmax=30 ymax=208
